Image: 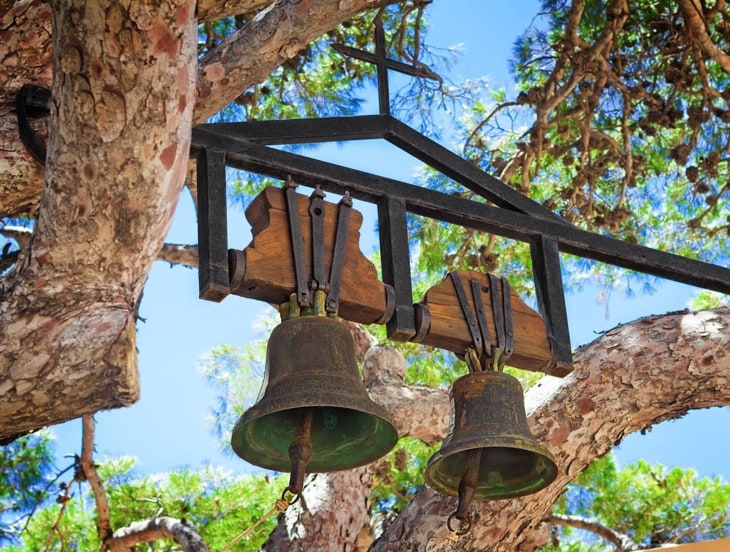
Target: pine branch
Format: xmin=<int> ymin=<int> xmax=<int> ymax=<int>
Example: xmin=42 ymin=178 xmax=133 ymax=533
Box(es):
xmin=548 ymin=513 xmax=641 ymax=551
xmin=157 ymin=244 xmax=198 ymax=268
xmin=78 ymin=415 xmax=113 ymax=542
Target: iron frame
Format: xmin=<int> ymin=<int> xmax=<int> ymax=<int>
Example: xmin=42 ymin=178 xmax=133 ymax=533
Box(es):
xmin=192 ymin=115 xmax=730 ymax=374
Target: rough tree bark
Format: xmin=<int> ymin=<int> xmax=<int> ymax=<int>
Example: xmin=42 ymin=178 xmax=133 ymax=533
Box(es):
xmin=0 ymin=0 xmax=393 ymax=443
xmin=256 ymin=308 xmax=730 ymax=551
xmin=0 ymin=0 xmax=391 ymax=218
xmin=0 ymin=0 xmax=198 ymax=441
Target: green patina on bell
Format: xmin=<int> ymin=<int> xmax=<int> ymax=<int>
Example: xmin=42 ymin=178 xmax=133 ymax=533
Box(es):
xmin=231 ymin=315 xmax=398 ymax=474
xmin=425 ymin=370 xmax=557 ymax=501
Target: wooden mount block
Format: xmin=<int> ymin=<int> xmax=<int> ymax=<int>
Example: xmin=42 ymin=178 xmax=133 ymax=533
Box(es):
xmin=229 ymin=186 xmax=392 ymax=325
xmin=413 ymin=270 xmax=558 ymax=374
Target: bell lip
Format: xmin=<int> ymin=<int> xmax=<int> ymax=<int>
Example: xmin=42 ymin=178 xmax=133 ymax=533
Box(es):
xmin=424 ymin=443 xmax=558 ymax=500
xmin=231 ymin=409 xmax=398 ymax=473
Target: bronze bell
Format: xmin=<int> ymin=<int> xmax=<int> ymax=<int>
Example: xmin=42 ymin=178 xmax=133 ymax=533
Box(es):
xmin=425 ymin=370 xmax=557 ymax=503
xmin=231 ymin=315 xmax=398 ymax=477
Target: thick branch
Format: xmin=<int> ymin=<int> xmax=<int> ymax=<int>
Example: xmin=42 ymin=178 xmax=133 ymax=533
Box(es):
xmin=194 ymin=0 xmax=393 ymax=122
xmin=372 ymin=308 xmax=730 ymax=551
xmin=548 ymin=514 xmax=640 ymax=551
xmin=678 ymin=0 xmax=730 ymax=74
xmin=196 ymin=0 xmax=274 ymax=22
xmin=157 ymin=244 xmax=198 ymax=268
xmin=107 ymin=518 xmax=209 ymax=552
xmin=364 ymin=345 xmax=449 ymax=445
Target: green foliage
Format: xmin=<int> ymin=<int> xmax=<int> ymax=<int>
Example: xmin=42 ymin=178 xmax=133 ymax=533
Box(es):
xmin=371 ymin=438 xmax=436 ymax=513
xmin=0 ymin=431 xmax=55 ymax=545
xmin=10 ymin=455 xmax=287 ymax=551
xmin=690 ymin=290 xmax=730 ymax=311
xmin=492 ymin=0 xmax=730 ymax=264
xmin=544 ymin=453 xmax=730 ymax=550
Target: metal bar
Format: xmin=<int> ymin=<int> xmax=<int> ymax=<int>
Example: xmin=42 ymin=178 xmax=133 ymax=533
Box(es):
xmin=531 ymin=237 xmax=572 ymax=376
xmin=196 ymin=148 xmax=229 ymax=302
xmin=378 ymin=197 xmax=416 ymax=340
xmin=189 ymin=131 xmax=730 ymax=295
xmin=489 ymin=274 xmax=506 ymax=355
xmin=500 ymin=277 xmax=514 ymax=362
xmin=285 ymin=179 xmax=311 ymax=308
xmin=309 ymin=187 xmax=327 ymax=291
xmin=374 ymin=11 xmax=390 ymax=116
xmin=331 ymin=43 xmax=438 ymax=79
xmin=327 ymin=194 xmax=352 ymax=313
xmin=470 ymin=279 xmax=492 ymax=358
xmin=195 ymin=115 xmax=566 ymax=228
xmin=194 ymin=115 xmax=391 ymax=145
xmin=451 ymin=273 xmax=484 ymax=357
xmin=386 ymin=118 xmax=568 ymax=226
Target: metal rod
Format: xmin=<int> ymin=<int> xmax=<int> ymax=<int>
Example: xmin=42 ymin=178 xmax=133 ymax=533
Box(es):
xmin=287 ymin=407 xmax=314 ymax=496
xmin=470 ymin=278 xmax=492 ymax=360
xmin=196 ymin=148 xmax=229 ymax=302
xmin=378 ymin=197 xmax=416 ymax=340
xmin=327 ymin=194 xmax=352 ymax=313
xmin=309 ymin=186 xmax=327 ymax=291
xmin=374 ymin=11 xmax=390 ymax=116
xmin=451 ymin=273 xmax=484 ymax=359
xmin=531 ymin=237 xmax=572 ymax=375
xmin=285 ymin=179 xmax=311 ymax=308
xmin=194 ymin=115 xmax=391 ymax=145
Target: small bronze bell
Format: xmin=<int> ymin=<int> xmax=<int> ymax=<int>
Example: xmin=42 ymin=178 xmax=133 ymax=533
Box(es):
xmin=231 ymin=315 xmax=398 ymax=479
xmin=425 ymin=370 xmax=557 ymax=503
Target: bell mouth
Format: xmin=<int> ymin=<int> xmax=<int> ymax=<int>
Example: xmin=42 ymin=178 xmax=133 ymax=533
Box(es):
xmin=424 ymin=370 xmax=558 ymax=500
xmin=232 ymin=405 xmax=398 ymax=472
xmin=425 ymin=444 xmax=558 ymax=500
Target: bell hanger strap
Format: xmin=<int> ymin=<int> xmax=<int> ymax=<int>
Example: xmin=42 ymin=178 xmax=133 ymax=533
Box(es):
xmin=283 ymin=178 xmax=353 ymax=317
xmin=450 ymin=272 xmax=514 ymax=372
xmin=285 ymin=177 xmax=311 ymax=309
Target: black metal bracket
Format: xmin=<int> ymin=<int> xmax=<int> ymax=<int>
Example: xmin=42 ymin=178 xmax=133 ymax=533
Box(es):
xmin=191 ymin=115 xmax=730 ymax=373
xmin=282 ymin=179 xmax=352 ymax=314
xmin=15 ymin=84 xmax=51 ymax=165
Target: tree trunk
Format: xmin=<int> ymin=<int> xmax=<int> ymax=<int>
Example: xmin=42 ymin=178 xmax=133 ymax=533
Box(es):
xmin=0 ymin=0 xmax=198 ymax=440
xmin=0 ymin=0 xmax=52 ymax=218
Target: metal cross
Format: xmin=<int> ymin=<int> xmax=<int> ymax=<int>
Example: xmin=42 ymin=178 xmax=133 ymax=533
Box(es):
xmin=331 ymin=11 xmax=439 ymax=115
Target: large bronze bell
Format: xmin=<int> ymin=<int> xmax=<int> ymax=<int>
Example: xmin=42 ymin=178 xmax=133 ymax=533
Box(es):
xmin=425 ymin=370 xmax=557 ymax=502
xmin=231 ymin=315 xmax=398 ymax=477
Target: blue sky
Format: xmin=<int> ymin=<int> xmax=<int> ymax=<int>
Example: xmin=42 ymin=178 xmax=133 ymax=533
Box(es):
xmin=51 ymin=0 xmax=730 ymax=485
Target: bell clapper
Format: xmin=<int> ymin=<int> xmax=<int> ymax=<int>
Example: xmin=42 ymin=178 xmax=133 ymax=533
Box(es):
xmin=450 ymin=447 xmax=480 ymax=535
xmin=287 ymin=407 xmax=314 ymax=497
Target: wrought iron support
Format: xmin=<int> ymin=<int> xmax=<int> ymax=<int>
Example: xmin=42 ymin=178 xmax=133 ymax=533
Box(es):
xmin=378 ymin=196 xmax=416 ymax=340
xmin=531 ymin=236 xmax=572 ymax=375
xmin=191 ymin=129 xmax=730 ymax=295
xmin=196 ymin=147 xmax=229 ymax=301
